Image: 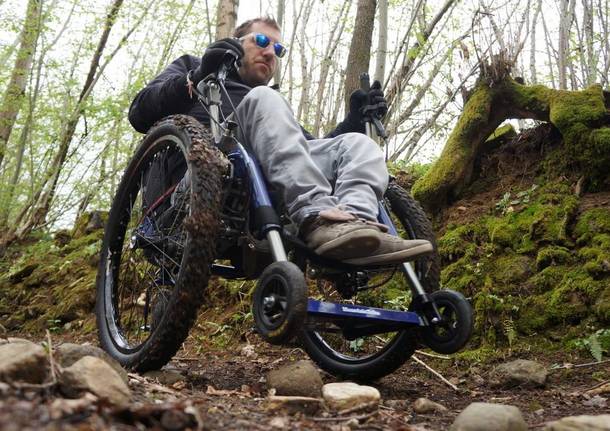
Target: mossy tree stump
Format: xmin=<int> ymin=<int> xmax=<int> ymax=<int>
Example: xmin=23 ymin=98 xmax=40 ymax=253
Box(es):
xmin=412 ymin=73 xmax=610 ymax=213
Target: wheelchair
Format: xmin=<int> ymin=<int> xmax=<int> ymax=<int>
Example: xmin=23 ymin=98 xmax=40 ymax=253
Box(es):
xmin=96 ymin=54 xmax=473 ymax=380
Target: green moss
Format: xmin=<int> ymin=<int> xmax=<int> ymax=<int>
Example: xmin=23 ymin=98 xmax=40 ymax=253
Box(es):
xmin=530 ymin=265 xmax=568 ymax=292
xmin=412 ymin=83 xmax=498 ymax=209
xmin=574 ymin=208 xmax=610 ymax=242
xmin=594 ymin=286 xmax=610 ymax=321
xmin=492 ymin=254 xmax=533 ymax=285
xmin=486 ymin=123 xmax=515 ymax=142
xmin=437 ymin=225 xmax=479 ymax=261
xmin=536 ymin=246 xmax=572 ymax=271
xmin=486 ymin=217 xmax=518 ymax=248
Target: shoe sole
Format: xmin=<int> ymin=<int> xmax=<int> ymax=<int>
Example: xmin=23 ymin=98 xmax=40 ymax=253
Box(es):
xmin=342 ymin=242 xmax=434 ymax=266
xmin=314 ymin=228 xmax=381 ymax=260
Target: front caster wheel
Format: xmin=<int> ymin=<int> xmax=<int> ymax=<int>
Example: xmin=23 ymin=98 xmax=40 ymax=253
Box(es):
xmin=420 ymin=290 xmax=473 ymax=354
xmin=253 ymin=261 xmax=307 ymax=345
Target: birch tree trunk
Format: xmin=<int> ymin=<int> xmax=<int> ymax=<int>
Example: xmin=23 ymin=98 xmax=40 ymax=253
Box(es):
xmin=0 ymin=0 xmax=41 ymax=170
xmin=215 ymin=0 xmax=239 ymax=39
xmin=374 ymin=0 xmax=388 ymax=83
xmin=343 ymin=0 xmax=377 ymax=111
xmin=273 ymin=0 xmax=285 ymax=85
xmin=558 ymin=0 xmax=574 ymax=89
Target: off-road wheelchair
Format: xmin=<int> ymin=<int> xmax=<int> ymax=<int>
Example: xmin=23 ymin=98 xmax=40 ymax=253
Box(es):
xmin=96 ymin=54 xmax=473 ymax=380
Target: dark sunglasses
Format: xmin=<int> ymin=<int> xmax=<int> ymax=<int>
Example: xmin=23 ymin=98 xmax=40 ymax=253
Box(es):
xmin=240 ymin=33 xmax=287 ymax=58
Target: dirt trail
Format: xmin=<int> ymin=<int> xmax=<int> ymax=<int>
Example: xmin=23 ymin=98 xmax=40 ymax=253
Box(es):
xmin=0 ymin=331 xmax=607 ymax=430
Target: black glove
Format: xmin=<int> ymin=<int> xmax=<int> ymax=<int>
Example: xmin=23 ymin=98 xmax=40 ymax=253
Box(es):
xmin=347 ymin=80 xmax=388 ymax=124
xmin=191 ymin=38 xmax=244 ymax=83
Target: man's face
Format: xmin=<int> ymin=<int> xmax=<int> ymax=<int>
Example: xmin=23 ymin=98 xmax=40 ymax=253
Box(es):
xmin=238 ymin=22 xmax=282 ymax=87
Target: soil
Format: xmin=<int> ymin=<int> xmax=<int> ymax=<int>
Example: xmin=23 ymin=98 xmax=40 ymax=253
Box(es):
xmin=1 ymin=329 xmax=608 ymax=431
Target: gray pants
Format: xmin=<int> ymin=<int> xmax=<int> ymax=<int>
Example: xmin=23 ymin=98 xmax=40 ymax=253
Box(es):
xmin=234 ymin=86 xmax=389 ymax=226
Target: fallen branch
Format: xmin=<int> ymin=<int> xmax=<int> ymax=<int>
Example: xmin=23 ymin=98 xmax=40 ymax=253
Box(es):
xmin=46 ymin=330 xmax=58 ymax=384
xmin=337 ymin=400 xmax=379 ymax=415
xmin=311 ymin=411 xmax=377 ymax=422
xmin=415 ymin=349 xmax=452 ymax=360
xmin=411 ymin=354 xmax=459 ymax=391
xmin=550 ymin=359 xmax=610 ymax=370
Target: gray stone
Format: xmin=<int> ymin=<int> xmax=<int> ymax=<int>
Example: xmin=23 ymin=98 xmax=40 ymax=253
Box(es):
xmin=450 ymin=402 xmax=527 ymax=431
xmin=489 ymin=359 xmax=548 ymax=388
xmin=413 ymin=397 xmax=448 ymax=414
xmin=55 ymin=343 xmax=128 ymax=384
xmin=143 ymin=369 xmax=186 ymax=386
xmin=266 ymin=360 xmax=323 ymax=398
xmin=322 ymin=382 xmax=380 ymax=411
xmin=59 ymin=356 xmax=130 ymax=406
xmin=0 ymin=342 xmax=48 ymax=383
xmin=0 ymin=337 xmax=36 ymax=346
xmin=543 ymin=415 xmax=610 ymax=431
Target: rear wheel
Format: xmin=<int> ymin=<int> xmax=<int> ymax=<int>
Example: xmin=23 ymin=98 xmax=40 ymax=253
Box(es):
xmin=96 ymin=115 xmax=227 ymax=371
xmin=300 ymin=183 xmax=440 ymax=380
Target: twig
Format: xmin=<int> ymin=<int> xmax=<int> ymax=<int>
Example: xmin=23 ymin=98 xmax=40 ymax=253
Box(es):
xmin=415 ymin=349 xmax=451 ymax=360
xmin=311 ymin=411 xmax=377 ymax=422
xmin=550 ymin=359 xmax=610 ymax=370
xmin=46 ymin=330 xmax=57 ymax=384
xmin=411 ymin=354 xmax=459 ymax=391
xmin=338 ymin=401 xmax=378 ymax=415
xmin=584 ymin=379 xmax=610 ymax=392
xmin=173 ymin=357 xmax=201 ymax=361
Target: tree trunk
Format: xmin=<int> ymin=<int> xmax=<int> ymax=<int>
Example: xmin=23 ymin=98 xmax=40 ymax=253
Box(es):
xmin=273 ymin=0 xmax=285 ymax=85
xmin=0 ymin=0 xmax=41 ymax=170
xmin=343 ymin=0 xmax=377 ymax=111
xmin=412 ymin=68 xmax=610 ymax=213
xmin=374 ymin=0 xmax=388 ymax=83
xmin=215 ymin=0 xmax=239 ymax=39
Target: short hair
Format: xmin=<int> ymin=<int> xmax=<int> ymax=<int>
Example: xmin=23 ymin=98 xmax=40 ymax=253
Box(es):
xmin=233 ymin=16 xmax=281 ymax=38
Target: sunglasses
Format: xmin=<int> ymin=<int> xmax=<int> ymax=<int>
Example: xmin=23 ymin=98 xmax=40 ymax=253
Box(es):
xmin=240 ymin=33 xmax=287 ymax=58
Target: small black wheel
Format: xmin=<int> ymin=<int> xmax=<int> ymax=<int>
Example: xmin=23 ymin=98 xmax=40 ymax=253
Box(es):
xmin=253 ymin=261 xmax=307 ymax=345
xmin=96 ymin=115 xmax=227 ymax=372
xmin=300 ymin=183 xmax=438 ymax=380
xmin=420 ymin=290 xmax=473 ymax=354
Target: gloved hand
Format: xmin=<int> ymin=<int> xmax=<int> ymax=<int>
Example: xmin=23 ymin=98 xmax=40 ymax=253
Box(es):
xmin=191 ymin=38 xmax=244 ymax=83
xmin=347 ymin=80 xmax=388 ymax=124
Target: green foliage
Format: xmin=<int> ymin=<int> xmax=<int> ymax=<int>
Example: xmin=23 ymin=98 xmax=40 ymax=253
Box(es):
xmin=575 ymin=329 xmax=610 ymax=361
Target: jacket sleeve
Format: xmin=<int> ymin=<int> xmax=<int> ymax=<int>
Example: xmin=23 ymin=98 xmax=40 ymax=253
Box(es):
xmin=128 ymin=55 xmax=199 ymax=133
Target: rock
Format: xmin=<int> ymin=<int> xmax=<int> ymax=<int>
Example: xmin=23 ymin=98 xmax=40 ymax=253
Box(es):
xmin=143 ymin=369 xmax=186 ymax=386
xmin=322 ymin=382 xmax=381 ymax=411
xmin=0 ymin=342 xmax=48 ymax=384
xmin=413 ymin=397 xmax=448 ymax=414
xmin=450 ymin=402 xmax=526 ymax=431
xmin=266 ymin=396 xmax=323 ymax=415
xmin=55 ymin=343 xmax=128 ymax=384
xmin=161 ymin=409 xmax=195 ymax=431
xmin=59 ymin=356 xmax=130 ymax=406
xmin=543 ymin=415 xmax=610 ymax=430
xmin=489 ymin=359 xmax=547 ymax=388
xmin=53 ymin=230 xmax=72 ymax=247
xmin=266 ymin=360 xmax=323 ymax=398
xmin=0 ymin=337 xmax=36 ymax=346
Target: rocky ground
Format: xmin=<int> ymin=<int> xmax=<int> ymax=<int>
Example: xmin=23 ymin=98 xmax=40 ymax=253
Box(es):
xmin=0 ymin=332 xmax=609 ymax=430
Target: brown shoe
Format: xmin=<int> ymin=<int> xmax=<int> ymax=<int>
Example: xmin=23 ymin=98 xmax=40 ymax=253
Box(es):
xmin=343 ymin=233 xmax=433 ymax=266
xmin=302 ymin=209 xmax=381 ymax=260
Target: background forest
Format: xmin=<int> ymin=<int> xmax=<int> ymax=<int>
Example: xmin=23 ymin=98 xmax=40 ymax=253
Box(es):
xmin=0 ymin=0 xmax=608 ymax=239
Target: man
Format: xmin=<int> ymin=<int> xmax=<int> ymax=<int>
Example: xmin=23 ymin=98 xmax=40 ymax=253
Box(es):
xmin=129 ymin=16 xmax=432 ymax=266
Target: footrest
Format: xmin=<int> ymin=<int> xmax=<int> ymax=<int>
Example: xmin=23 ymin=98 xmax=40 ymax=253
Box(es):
xmin=307 ymin=299 xmax=423 ymax=326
